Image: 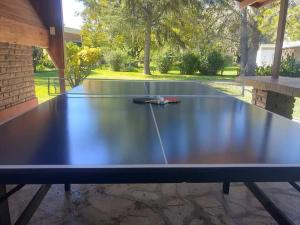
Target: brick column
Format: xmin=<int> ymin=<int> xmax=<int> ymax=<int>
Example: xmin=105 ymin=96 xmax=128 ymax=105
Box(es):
xmin=252 ymin=88 xmax=295 ymax=119
xmin=0 ymin=42 xmax=38 ymax=123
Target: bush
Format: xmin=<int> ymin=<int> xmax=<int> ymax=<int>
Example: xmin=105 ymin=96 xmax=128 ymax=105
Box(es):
xmin=280 ymin=55 xmax=300 ymax=77
xmin=32 ymin=47 xmax=55 ymax=72
xmin=40 ymin=51 xmax=55 ymax=69
xmin=256 ymin=65 xmax=272 ymax=76
xmin=198 ymin=53 xmax=209 ymax=75
xmin=207 ymin=51 xmax=225 ymax=75
xmin=65 ymin=42 xmax=101 ymax=87
xmin=122 ymin=56 xmax=138 ymax=72
xmin=123 ymin=65 xmax=138 ymax=72
xmin=107 ymin=51 xmax=125 ymax=71
xmin=156 ymin=53 xmax=173 ymax=74
xmin=256 ymin=54 xmax=300 ymax=77
xmin=179 ymin=52 xmax=199 ymax=75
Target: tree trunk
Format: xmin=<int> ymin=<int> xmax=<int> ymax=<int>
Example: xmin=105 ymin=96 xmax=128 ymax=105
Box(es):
xmin=245 ymin=20 xmax=260 ymax=76
xmin=240 ymin=8 xmax=248 ymax=76
xmin=144 ymin=17 xmax=152 ymax=75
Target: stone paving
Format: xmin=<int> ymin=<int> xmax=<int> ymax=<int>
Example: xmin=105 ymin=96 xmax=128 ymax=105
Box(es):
xmin=7 ymin=182 xmax=300 ymax=225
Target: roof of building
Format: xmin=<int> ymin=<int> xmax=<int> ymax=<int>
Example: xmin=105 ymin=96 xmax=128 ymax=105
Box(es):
xmin=260 ymin=41 xmax=300 ymax=49
xmin=64 ymin=27 xmax=81 ymax=35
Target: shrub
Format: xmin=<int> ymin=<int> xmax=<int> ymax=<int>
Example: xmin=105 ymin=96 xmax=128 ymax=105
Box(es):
xmin=124 ymin=65 xmax=138 ymax=72
xmin=123 ymin=56 xmax=138 ymax=72
xmin=32 ymin=47 xmax=55 ymax=72
xmin=207 ymin=51 xmax=225 ymax=75
xmin=256 ymin=54 xmax=300 ymax=77
xmin=156 ymin=53 xmax=173 ymax=74
xmin=198 ymin=53 xmax=209 ymax=75
xmin=107 ymin=51 xmax=125 ymax=71
xmin=32 ymin=47 xmax=43 ymax=72
xmin=280 ymin=55 xmax=300 ymax=77
xmin=40 ymin=51 xmax=55 ymax=69
xmin=65 ymin=42 xmax=101 ymax=87
xmin=256 ymin=65 xmax=272 ymax=76
xmin=179 ymin=52 xmax=199 ymax=75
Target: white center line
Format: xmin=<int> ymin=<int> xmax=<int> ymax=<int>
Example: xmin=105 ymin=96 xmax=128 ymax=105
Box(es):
xmin=149 ymin=102 xmax=168 ymax=165
xmin=143 ymin=82 xmax=168 ymax=164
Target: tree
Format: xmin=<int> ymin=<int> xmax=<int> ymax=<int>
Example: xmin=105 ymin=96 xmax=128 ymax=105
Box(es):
xmin=65 ymin=42 xmax=101 ymax=87
xmin=124 ymin=0 xmax=193 ymax=74
xmin=243 ymin=7 xmax=261 ymax=76
xmin=32 ymin=47 xmax=43 ymax=73
xmin=80 ymin=0 xmax=199 ymax=75
xmin=80 ymin=1 xmax=144 ymax=63
xmin=257 ymin=0 xmax=300 ymax=42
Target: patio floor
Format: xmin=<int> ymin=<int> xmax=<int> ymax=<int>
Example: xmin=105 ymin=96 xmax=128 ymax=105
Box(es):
xmin=7 ymin=183 xmax=300 ymax=225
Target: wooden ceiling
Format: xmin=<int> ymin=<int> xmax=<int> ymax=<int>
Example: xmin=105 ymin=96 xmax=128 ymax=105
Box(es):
xmin=237 ymin=0 xmax=276 ymax=8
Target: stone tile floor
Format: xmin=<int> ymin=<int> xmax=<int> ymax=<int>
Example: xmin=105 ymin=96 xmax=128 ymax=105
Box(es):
xmin=7 ymin=182 xmax=300 ymax=225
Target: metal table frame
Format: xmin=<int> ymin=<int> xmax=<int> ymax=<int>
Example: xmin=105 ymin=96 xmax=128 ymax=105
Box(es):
xmin=1 ymin=181 xmax=300 ymax=225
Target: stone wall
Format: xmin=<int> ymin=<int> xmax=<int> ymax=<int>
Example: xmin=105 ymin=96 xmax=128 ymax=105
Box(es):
xmin=0 ymin=42 xmax=37 ymax=122
xmin=252 ymin=88 xmax=295 ymax=119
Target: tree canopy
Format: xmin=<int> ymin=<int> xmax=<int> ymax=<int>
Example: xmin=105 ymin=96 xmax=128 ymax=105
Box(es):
xmin=79 ymin=0 xmax=300 ymax=76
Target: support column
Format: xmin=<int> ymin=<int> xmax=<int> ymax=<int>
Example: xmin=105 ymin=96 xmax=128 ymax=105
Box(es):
xmin=272 ymin=0 xmax=289 ymax=78
xmin=252 ymin=88 xmax=295 ymax=119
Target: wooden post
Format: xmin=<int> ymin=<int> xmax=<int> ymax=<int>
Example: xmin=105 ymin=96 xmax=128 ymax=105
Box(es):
xmin=272 ymin=0 xmax=289 ymax=79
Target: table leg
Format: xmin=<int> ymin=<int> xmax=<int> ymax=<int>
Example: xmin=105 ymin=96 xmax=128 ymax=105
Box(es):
xmin=222 ymin=182 xmax=230 ymax=195
xmin=245 ymin=182 xmax=295 ymax=225
xmin=64 ymin=184 xmax=71 ymax=192
xmin=0 ymin=185 xmax=11 ymax=225
xmin=289 ymin=182 xmax=300 ymax=192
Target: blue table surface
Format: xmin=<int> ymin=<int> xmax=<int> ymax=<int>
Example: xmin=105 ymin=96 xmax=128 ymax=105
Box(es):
xmin=0 ymin=80 xmax=300 ymax=167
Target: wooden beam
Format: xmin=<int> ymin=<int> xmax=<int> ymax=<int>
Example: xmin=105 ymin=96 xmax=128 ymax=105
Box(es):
xmin=272 ymin=0 xmax=289 ymax=79
xmin=239 ymin=0 xmax=260 ymax=8
xmin=253 ymin=0 xmax=274 ymax=8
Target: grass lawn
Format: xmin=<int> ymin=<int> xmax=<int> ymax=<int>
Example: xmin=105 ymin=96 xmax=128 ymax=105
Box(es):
xmin=34 ymin=70 xmax=59 ymax=103
xmin=34 ymin=67 xmax=300 ymax=121
xmin=88 ymin=67 xmax=238 ymax=81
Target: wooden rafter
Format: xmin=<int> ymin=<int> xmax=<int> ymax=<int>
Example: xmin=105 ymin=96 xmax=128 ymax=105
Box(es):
xmin=239 ymin=0 xmax=260 ymax=8
xmin=237 ymin=0 xmax=276 ymax=8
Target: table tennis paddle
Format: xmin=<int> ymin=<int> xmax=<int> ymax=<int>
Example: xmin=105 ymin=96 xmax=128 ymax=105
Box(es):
xmin=133 ymin=97 xmax=180 ymax=105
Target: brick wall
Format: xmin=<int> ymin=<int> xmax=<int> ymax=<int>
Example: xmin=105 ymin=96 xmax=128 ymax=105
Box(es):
xmin=252 ymin=88 xmax=268 ymax=108
xmin=252 ymin=88 xmax=295 ymax=119
xmin=0 ymin=42 xmax=37 ymax=111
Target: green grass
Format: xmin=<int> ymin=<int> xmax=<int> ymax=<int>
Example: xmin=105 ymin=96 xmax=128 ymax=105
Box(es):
xmin=88 ymin=68 xmax=238 ymax=81
xmin=34 ymin=67 xmax=300 ymax=121
xmin=34 ymin=70 xmax=58 ymax=103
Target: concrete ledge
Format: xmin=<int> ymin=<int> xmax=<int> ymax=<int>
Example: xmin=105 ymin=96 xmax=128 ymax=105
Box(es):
xmin=236 ymin=76 xmax=300 ymax=97
xmin=0 ymin=98 xmax=38 ymax=124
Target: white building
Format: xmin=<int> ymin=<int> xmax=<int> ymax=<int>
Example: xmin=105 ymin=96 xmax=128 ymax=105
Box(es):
xmin=256 ymin=41 xmax=300 ymax=66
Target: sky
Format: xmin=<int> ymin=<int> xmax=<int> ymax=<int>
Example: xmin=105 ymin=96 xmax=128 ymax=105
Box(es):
xmin=62 ymin=0 xmax=84 ymax=29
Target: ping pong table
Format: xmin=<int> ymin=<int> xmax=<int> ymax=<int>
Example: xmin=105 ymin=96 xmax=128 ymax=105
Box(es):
xmin=1 ymin=80 xmax=300 ymax=225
